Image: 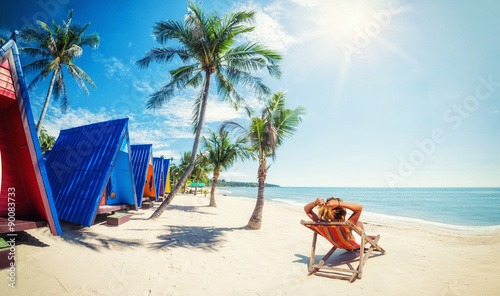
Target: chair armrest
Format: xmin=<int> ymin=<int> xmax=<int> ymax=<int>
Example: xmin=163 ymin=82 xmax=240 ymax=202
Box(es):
xmin=300 ymin=220 xmax=364 ymax=235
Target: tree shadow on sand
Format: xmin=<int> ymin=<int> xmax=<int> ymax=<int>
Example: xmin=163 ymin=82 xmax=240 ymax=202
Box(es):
xmin=0 ymin=231 xmax=50 ymax=247
xmin=168 ymin=205 xmax=217 ymax=216
xmin=57 ymin=220 xmax=143 ymax=251
xmin=150 ymin=225 xmax=248 ymax=251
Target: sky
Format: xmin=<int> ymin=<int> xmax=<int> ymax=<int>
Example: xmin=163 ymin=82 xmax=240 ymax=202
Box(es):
xmin=1 ymin=0 xmax=499 ymax=187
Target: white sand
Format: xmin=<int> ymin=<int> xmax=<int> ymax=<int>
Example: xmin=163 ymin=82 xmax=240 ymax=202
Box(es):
xmin=1 ymin=193 xmax=500 ymax=295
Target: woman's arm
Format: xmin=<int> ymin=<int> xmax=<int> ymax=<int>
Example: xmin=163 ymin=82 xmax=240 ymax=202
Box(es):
xmin=304 ymin=198 xmax=324 ymax=222
xmin=341 ymin=202 xmax=363 ymax=225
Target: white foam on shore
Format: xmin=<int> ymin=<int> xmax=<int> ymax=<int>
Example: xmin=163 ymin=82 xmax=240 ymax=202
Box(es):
xmin=271 ymin=198 xmax=306 ymax=208
xmin=215 ymin=188 xmax=233 ymax=195
xmin=362 ymin=212 xmax=500 ymax=233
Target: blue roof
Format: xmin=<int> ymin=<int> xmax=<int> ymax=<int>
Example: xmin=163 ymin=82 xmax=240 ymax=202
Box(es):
xmin=153 ymin=157 xmax=164 ymax=198
xmin=45 ymin=118 xmax=137 ymax=226
xmin=0 ymin=34 xmax=61 ymax=235
xmin=130 ymin=144 xmax=157 ymax=206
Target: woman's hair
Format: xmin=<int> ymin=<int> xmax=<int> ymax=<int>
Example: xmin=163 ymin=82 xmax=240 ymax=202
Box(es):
xmin=318 ymin=197 xmax=346 ymax=222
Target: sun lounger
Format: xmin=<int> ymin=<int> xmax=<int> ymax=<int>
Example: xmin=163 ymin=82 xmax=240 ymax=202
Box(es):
xmin=300 ymin=219 xmax=385 ymax=282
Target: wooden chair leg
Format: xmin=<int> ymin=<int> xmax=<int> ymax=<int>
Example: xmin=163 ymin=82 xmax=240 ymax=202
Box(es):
xmin=308 ymin=245 xmax=337 ymax=276
xmin=358 ymin=232 xmax=365 ymax=279
xmin=357 ymin=234 xmax=381 ymax=279
xmin=309 ymin=232 xmax=317 ymax=272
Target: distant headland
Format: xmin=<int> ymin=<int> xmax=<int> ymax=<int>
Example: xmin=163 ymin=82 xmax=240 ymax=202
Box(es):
xmin=208 ymin=179 xmax=280 ymax=188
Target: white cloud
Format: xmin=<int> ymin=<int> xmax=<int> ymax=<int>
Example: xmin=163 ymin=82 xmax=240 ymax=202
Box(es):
xmin=234 ymin=2 xmax=297 ymax=53
xmin=205 ymin=99 xmax=245 ymax=123
xmin=42 ymin=106 xmax=126 ymax=137
xmin=288 ymin=0 xmax=318 ymax=7
xmin=91 ymin=53 xmax=130 ymax=80
xmin=132 ymin=79 xmax=155 ymax=94
xmin=149 ymin=93 xmax=247 ymax=131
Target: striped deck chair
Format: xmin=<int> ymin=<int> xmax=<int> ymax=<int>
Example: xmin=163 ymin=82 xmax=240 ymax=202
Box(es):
xmin=300 ymin=220 xmax=385 ymax=282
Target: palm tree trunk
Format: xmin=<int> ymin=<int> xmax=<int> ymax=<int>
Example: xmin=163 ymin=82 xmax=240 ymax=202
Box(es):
xmin=248 ymin=161 xmax=267 ymax=229
xmin=194 ymin=175 xmax=200 ymax=195
xmin=210 ymin=170 xmax=220 ymax=207
xmin=149 ymin=72 xmax=212 ymax=219
xmin=36 ymin=69 xmax=58 ymax=137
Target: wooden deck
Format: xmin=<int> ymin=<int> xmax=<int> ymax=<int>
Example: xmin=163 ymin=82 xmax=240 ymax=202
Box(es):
xmin=97 ymin=204 xmax=130 ymax=214
xmin=0 ymin=217 xmax=47 ymax=234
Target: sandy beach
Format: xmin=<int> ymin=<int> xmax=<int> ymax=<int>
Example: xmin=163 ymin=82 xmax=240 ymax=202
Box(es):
xmin=1 ymin=193 xmax=499 ymax=296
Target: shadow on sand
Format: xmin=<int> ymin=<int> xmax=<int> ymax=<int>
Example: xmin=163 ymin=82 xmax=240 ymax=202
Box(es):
xmin=57 ymin=220 xmax=143 ymax=251
xmin=0 ymin=231 xmax=50 ymax=247
xmin=150 ymin=225 xmax=249 ymax=251
xmin=168 ymin=204 xmax=217 ymax=216
xmin=294 ymin=249 xmax=385 ymax=275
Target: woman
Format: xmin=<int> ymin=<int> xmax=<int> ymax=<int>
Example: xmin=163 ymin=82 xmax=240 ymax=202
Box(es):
xmin=304 ymin=197 xmax=364 ymax=239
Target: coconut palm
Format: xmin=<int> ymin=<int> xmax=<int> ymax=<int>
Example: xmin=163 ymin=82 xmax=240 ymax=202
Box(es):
xmin=192 ymin=154 xmax=211 ymax=195
xmin=20 ymin=10 xmax=99 ymax=136
xmin=35 ymin=124 xmax=56 ymax=153
xmin=169 ymin=163 xmax=180 ymax=189
xmin=222 ymin=91 xmax=305 ymax=229
xmin=138 ymin=1 xmax=281 ymax=219
xmin=177 ymin=151 xmax=192 ymax=194
xmin=202 ymin=129 xmax=253 ymax=207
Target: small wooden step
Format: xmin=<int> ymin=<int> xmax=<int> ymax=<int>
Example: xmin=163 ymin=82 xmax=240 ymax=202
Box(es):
xmin=141 ymin=202 xmax=153 ymax=209
xmin=0 ymin=238 xmax=14 ymax=270
xmin=106 ymin=213 xmax=130 ymax=226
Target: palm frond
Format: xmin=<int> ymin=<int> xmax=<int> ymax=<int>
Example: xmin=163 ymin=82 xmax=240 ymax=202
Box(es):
xmin=145 ymin=80 xmax=177 ymax=110
xmin=77 ymin=33 xmax=99 ymax=48
xmin=53 ymin=70 xmax=69 ymax=111
xmin=224 ymin=42 xmax=282 ymax=78
xmin=20 ymin=47 xmax=51 ymax=58
xmin=26 ymin=67 xmax=51 ymax=90
xmin=152 ymin=19 xmax=188 ymax=44
xmin=137 ymin=46 xmax=195 ymax=69
xmin=66 ymin=63 xmax=89 ymax=95
xmin=223 ymin=66 xmax=270 ymax=96
xmin=67 ymin=62 xmax=96 ymax=89
xmin=212 ymin=10 xmax=255 ymax=54
xmin=214 ymin=71 xmax=244 ymax=109
xmin=219 ymin=120 xmax=248 ymax=141
xmin=22 ymin=59 xmax=50 ymax=75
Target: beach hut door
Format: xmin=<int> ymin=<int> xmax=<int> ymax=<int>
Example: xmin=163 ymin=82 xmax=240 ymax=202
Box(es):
xmin=105 ymin=171 xmax=119 ymax=205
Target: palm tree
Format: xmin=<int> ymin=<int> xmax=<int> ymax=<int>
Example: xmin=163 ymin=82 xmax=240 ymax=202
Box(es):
xmin=192 ymin=154 xmax=212 ymax=195
xmin=178 ymin=151 xmax=192 ymax=194
xmin=138 ymin=1 xmax=281 ymax=219
xmin=35 ymin=124 xmax=56 ymax=153
xmin=222 ymin=91 xmax=305 ymax=229
xmin=202 ymin=129 xmax=253 ymax=207
xmin=20 ymin=10 xmax=99 ymax=136
xmin=169 ymin=163 xmax=183 ymax=189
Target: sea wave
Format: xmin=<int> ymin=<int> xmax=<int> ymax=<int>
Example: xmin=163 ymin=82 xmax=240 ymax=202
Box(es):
xmin=360 ymin=212 xmax=500 ymax=232
xmin=268 ymin=197 xmax=500 ymax=232
xmin=215 ymin=188 xmax=232 ymax=195
xmin=270 ymin=198 xmax=306 ymax=208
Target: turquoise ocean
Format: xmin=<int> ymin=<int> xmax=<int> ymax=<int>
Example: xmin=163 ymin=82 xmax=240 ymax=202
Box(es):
xmin=218 ymin=187 xmax=500 ymax=231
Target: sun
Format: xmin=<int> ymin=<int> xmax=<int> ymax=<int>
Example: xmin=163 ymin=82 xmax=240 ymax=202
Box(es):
xmin=306 ymin=0 xmax=407 ymax=53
